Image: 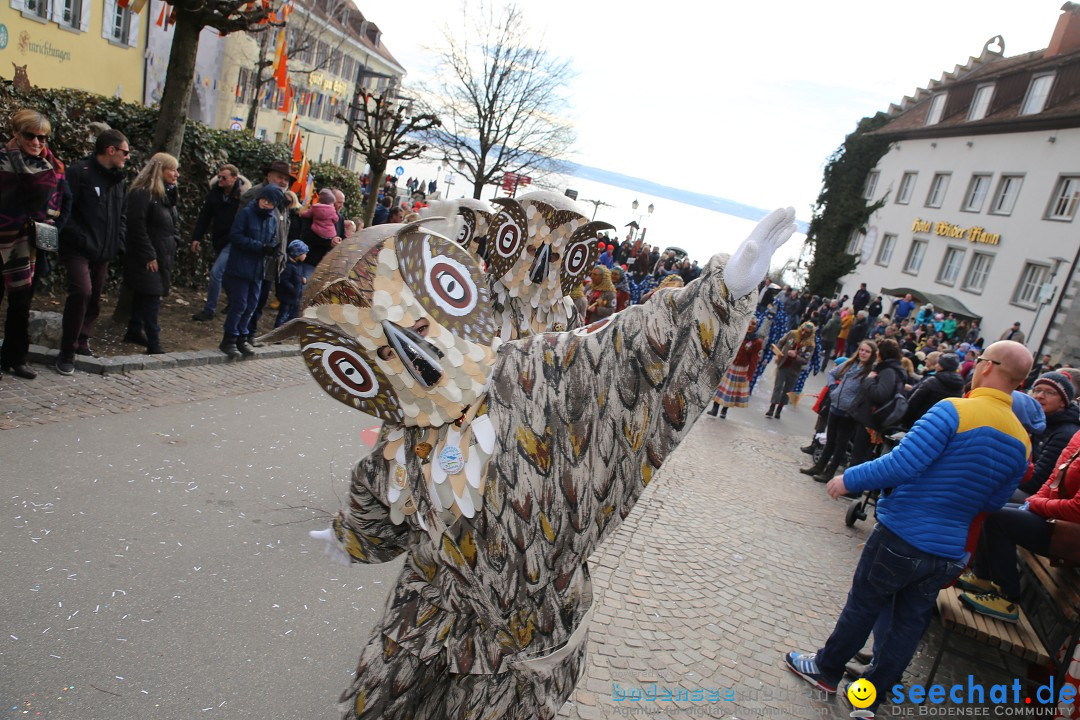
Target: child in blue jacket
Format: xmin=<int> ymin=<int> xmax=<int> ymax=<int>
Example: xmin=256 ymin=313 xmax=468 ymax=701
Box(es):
xmin=220 ymin=185 xmax=282 ymax=358
xmin=275 ymin=239 xmax=308 ymax=328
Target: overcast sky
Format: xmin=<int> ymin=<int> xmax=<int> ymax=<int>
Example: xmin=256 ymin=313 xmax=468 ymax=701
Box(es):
xmin=373 ymin=0 xmax=1067 ymax=223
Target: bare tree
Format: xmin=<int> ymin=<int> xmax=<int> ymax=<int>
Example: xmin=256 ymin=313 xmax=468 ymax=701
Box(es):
xmin=153 ymin=0 xmax=279 ymax=157
xmin=420 ymin=3 xmax=575 ymax=200
xmin=338 ymin=92 xmax=440 ymax=226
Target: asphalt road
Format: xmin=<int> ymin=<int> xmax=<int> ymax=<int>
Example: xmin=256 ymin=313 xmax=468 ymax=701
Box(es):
xmin=0 ymin=383 xmax=402 ymax=720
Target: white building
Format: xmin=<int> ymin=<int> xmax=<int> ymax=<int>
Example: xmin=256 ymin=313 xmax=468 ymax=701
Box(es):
xmin=839 ymin=5 xmax=1080 ymax=364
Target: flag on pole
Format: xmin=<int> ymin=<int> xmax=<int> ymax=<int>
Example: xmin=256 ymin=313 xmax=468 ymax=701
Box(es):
xmin=292 ymin=131 xmax=303 ymax=163
xmin=271 ymin=28 xmax=288 ymax=89
xmin=155 ymin=2 xmax=166 ymax=27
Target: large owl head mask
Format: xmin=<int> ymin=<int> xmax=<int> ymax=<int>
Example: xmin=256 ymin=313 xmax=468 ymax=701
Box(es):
xmin=487 ymin=191 xmax=615 ymax=308
xmin=261 ymin=220 xmax=499 ymax=427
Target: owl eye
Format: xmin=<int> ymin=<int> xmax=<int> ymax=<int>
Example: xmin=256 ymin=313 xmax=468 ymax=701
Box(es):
xmin=424 ymin=255 xmax=478 ymax=316
xmin=563 ymin=239 xmax=591 ymax=278
xmin=321 ymin=346 xmax=378 ymax=398
xmin=494 ymin=219 xmax=523 ymax=258
xmin=457 ymin=223 xmax=472 ymax=245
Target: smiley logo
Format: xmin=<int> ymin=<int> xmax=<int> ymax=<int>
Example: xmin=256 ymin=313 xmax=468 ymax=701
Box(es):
xmin=847 ymin=678 xmax=876 ymax=709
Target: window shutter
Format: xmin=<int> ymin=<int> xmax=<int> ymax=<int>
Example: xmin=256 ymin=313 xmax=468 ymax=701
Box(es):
xmin=80 ymin=0 xmax=91 ymax=31
xmin=50 ymin=0 xmax=65 ymax=24
xmin=10 ymin=0 xmax=26 ymax=12
xmin=102 ymin=0 xmax=115 ymax=39
xmin=126 ymin=5 xmax=139 ymax=46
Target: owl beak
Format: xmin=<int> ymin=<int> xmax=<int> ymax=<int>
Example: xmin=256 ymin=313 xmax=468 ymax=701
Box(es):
xmin=381 ymin=320 xmax=444 ymax=388
xmin=529 ymin=243 xmax=551 ymax=284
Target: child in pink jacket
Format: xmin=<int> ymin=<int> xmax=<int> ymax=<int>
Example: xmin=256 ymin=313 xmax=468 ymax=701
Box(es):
xmin=300 ymin=189 xmax=340 ymax=243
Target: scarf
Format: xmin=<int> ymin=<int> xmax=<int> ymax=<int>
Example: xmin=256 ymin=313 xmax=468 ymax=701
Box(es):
xmin=0 ymin=139 xmax=65 ymax=232
xmin=591 ymin=267 xmax=615 ymax=293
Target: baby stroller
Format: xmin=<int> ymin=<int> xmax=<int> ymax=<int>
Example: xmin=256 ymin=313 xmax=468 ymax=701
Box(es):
xmin=844 ymin=429 xmax=906 ymax=528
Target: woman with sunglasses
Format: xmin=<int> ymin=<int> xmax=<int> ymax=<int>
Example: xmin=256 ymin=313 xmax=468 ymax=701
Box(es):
xmin=0 ymin=109 xmax=66 ymax=380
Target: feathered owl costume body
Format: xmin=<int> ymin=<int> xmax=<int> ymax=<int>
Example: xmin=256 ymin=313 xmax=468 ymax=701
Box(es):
xmin=280 ymin=210 xmax=797 ymax=719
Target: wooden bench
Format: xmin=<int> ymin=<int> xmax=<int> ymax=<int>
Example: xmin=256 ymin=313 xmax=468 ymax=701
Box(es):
xmin=926 ymin=549 xmax=1080 ymax=687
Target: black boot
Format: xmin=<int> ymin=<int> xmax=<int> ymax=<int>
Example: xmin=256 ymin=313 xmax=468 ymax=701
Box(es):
xmin=765 ymin=404 xmax=776 ymax=418
xmin=812 ymin=463 xmax=838 ymax=483
xmin=707 ymin=402 xmax=720 ymax=417
xmin=800 ymin=461 xmax=826 ymax=476
xmin=719 ymin=407 xmax=728 ymax=418
xmin=774 ymin=405 xmax=783 ymax=419
xmin=235 ymin=336 xmax=256 ymax=357
xmin=245 ymin=334 xmax=263 ymax=348
xmin=219 ymin=335 xmax=242 ymax=360
xmin=800 ymin=441 xmax=818 ymax=455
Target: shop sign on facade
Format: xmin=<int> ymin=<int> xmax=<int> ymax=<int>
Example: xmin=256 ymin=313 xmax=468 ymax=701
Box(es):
xmin=912 ymin=217 xmax=1001 ymax=246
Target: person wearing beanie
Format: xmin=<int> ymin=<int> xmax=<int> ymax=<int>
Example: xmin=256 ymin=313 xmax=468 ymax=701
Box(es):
xmin=275 ymin=240 xmax=309 ymax=328
xmin=901 ymin=352 xmax=965 ymax=428
xmin=1016 ymin=371 xmax=1080 ymax=496
xmin=220 ymin=185 xmax=282 ymax=358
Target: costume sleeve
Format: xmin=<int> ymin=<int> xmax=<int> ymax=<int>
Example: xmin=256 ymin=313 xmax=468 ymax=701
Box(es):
xmin=333 ymin=454 xmax=411 ymax=563
xmin=844 ymin=401 xmax=958 ymax=493
xmin=491 ymin=253 xmax=757 ymax=565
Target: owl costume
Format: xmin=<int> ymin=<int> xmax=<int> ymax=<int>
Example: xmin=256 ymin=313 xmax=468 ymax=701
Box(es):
xmin=275 ymin=208 xmax=798 ymax=719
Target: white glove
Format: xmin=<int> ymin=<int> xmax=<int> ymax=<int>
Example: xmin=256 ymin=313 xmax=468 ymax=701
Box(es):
xmin=724 ymin=207 xmax=797 ymax=300
xmin=308 ymin=528 xmax=352 ymax=566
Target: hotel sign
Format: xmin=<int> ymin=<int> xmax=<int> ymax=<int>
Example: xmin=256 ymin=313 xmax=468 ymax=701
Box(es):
xmin=912 ymin=218 xmax=1001 ymax=246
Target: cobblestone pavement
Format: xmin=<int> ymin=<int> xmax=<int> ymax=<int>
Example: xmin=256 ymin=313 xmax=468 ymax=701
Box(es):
xmin=1 ymin=361 xmax=1016 ymax=719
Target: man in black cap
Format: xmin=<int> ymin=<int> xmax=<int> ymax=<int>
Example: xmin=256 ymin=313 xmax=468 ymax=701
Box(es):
xmin=901 ymin=352 xmax=965 ymax=427
xmin=238 ymin=160 xmax=295 ymax=342
xmin=1000 ymin=321 xmax=1025 ymax=343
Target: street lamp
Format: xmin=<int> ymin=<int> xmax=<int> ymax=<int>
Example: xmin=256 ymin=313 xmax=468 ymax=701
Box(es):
xmin=629 ymin=199 xmax=655 ymax=244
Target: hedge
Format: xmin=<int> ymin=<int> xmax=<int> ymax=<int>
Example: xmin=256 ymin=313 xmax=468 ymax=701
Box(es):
xmin=0 ymin=83 xmax=363 ymax=292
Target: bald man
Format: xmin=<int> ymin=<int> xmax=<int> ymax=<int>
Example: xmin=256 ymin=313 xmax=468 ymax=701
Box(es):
xmin=786 ymin=341 xmax=1033 ymax=712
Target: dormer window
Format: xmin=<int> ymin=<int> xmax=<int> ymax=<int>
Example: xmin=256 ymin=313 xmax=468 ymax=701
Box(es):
xmin=925 ymin=93 xmax=947 ymax=125
xmin=968 ymin=84 xmax=994 ymax=121
xmin=1020 ymin=73 xmax=1055 ymax=115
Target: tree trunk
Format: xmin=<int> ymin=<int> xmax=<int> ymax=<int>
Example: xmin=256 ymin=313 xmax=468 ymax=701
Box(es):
xmin=362 ymin=164 xmax=387 ymax=228
xmin=246 ymin=34 xmax=271 ymax=131
xmin=153 ymin=10 xmax=202 ymax=157
xmin=472 ymin=178 xmax=484 ymax=200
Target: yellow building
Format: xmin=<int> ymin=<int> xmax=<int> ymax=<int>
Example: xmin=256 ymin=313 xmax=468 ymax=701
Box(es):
xmin=2 ymin=0 xmax=145 ymax=103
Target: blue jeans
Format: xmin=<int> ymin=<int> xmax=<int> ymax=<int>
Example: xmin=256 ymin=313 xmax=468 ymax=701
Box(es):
xmin=815 ymin=524 xmax=964 ymax=709
xmin=203 ymin=245 xmax=231 ymax=314
xmin=221 ymin=275 xmax=261 ymax=338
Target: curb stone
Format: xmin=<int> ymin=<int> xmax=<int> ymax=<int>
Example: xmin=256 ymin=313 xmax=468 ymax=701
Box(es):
xmin=22 ymin=342 xmax=301 ymax=375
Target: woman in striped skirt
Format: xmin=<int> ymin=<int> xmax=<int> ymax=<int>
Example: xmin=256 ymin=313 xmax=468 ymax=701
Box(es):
xmin=708 ymin=317 xmax=763 ymax=418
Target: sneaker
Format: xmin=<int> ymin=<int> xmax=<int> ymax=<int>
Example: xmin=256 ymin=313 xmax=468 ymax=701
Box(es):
xmin=54 ymin=355 xmax=75 ymax=376
xmin=956 ymin=572 xmax=997 ymax=594
xmin=191 ymin=309 xmax=215 ymax=322
xmin=784 ymin=651 xmax=836 ymax=694
xmin=959 ymin=591 xmax=1019 ymax=623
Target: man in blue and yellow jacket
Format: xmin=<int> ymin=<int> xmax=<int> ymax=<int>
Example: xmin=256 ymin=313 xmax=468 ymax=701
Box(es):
xmin=785 ymin=340 xmax=1033 ymax=711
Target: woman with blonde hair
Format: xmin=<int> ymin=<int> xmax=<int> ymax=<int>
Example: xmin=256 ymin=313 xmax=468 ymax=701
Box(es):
xmin=586 ymin=265 xmax=617 ymax=324
xmin=0 ymin=109 xmax=66 ymax=380
xmin=123 ymin=152 xmax=180 ymax=354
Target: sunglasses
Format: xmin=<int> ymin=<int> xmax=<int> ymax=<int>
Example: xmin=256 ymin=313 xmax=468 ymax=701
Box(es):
xmin=112 ymin=146 xmax=131 ymax=156
xmin=21 ymin=131 xmax=48 ymax=143
xmin=975 ymin=356 xmax=1001 ymax=366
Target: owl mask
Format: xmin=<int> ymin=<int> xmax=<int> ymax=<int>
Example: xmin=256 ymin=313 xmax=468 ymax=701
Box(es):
xmin=487 ymin=190 xmax=614 ymax=308
xmin=261 ymin=220 xmax=499 ymax=427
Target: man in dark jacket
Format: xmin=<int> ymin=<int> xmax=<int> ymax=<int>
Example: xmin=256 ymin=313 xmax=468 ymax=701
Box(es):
xmin=852 ymin=282 xmax=870 ymax=313
xmin=867 ymin=295 xmax=883 ymax=321
xmin=902 ymin=352 xmax=965 ymax=428
xmin=190 ymin=164 xmax=246 ymax=322
xmin=846 ymin=310 xmax=870 ymax=349
xmin=372 ymin=195 xmax=392 ymax=225
xmin=55 ymin=129 xmax=129 ymax=375
xmin=1018 ymin=372 xmax=1080 ymax=496
xmin=238 ymin=161 xmax=294 ymax=342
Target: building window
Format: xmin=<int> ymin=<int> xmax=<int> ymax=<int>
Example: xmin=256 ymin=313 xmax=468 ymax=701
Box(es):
xmin=863 ymin=171 xmax=879 ymax=201
xmin=876 ymin=233 xmax=897 ymax=267
xmin=925 ymin=173 xmax=950 ymax=208
xmin=1012 ymin=262 xmax=1051 ymax=308
xmin=23 ymin=0 xmax=50 ymax=19
xmin=962 ymin=174 xmax=992 ymax=212
xmin=60 ymin=0 xmax=81 ymax=27
xmin=1047 ymin=176 xmax=1080 ymax=221
xmin=1020 ymin=73 xmax=1055 ymax=115
xmin=896 ymin=172 xmax=917 ymax=205
xmin=110 ymin=2 xmax=132 ymax=44
xmin=903 ymin=239 xmax=927 ymax=275
xmin=963 ymin=252 xmax=994 ymax=293
xmin=937 ymin=247 xmax=966 ymax=286
xmin=845 ymin=228 xmax=864 ymax=255
xmin=989 ymin=175 xmax=1023 ymax=216
xmin=925 ymin=93 xmax=947 ymax=125
xmin=968 ymin=84 xmax=994 ymax=121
